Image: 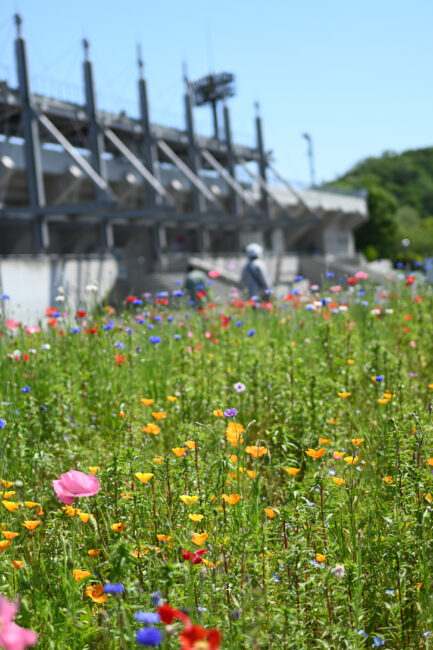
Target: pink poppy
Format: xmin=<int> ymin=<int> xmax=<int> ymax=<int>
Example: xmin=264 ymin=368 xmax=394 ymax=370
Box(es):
xmin=53 ymin=470 xmax=100 ymax=505
xmin=5 ymin=319 xmax=19 ymax=330
xmin=208 ymin=270 xmax=220 ymax=278
xmin=0 ymin=594 xmax=38 ymax=650
xmin=355 ymin=271 xmax=368 ymax=280
xmin=330 ymin=285 xmax=341 ymax=293
xmin=24 ymin=326 xmax=40 ymax=335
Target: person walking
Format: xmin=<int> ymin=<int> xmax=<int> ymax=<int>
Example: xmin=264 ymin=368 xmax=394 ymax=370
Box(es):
xmin=241 ymin=243 xmax=271 ymax=298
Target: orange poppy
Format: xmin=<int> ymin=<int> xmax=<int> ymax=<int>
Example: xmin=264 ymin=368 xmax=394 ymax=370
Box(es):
xmin=140 ymin=398 xmax=155 ymax=406
xmin=22 ymin=520 xmax=41 ymax=530
xmin=142 ymin=423 xmax=160 ymax=435
xmin=245 ymin=445 xmax=268 ymax=458
xmin=222 ymin=494 xmax=242 ymax=505
xmin=172 ymin=448 xmax=187 ymax=457
xmin=152 ymin=412 xmax=166 ymax=420
xmin=305 ymin=448 xmax=326 ymax=460
xmin=73 ymin=569 xmax=91 ymax=582
xmin=86 ymin=584 xmax=107 ymax=604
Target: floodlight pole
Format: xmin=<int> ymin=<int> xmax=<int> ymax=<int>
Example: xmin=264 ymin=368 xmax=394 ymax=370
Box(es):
xmin=14 ymin=13 xmax=49 ymax=251
xmin=302 ymin=133 xmax=316 ymax=188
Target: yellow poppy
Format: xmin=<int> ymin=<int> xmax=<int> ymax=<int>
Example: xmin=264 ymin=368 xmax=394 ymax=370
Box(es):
xmin=3 ymin=492 xmax=15 ymax=499
xmin=1 ymin=480 xmax=14 ymax=488
xmin=318 ymin=438 xmax=331 ymax=445
xmin=86 ymin=585 xmax=107 ymax=604
xmin=156 ymin=534 xmax=173 ymax=543
xmin=142 ymin=423 xmax=160 ymax=435
xmin=135 ymin=472 xmax=154 ymax=483
xmin=73 ymin=569 xmax=91 ymax=582
xmin=180 ymin=495 xmax=199 ymax=506
xmin=172 ymin=448 xmax=187 ymax=457
xmin=245 ymin=445 xmax=268 ymax=458
xmin=189 ymin=514 xmax=204 ymax=522
xmin=327 ymin=418 xmax=338 ymax=424
xmin=347 ymin=359 xmax=355 ymax=365
xmin=229 ymin=455 xmax=238 ymax=464
xmin=285 ymin=467 xmax=300 ymax=476
xmin=185 ymin=440 xmax=196 ymax=450
xmin=191 ymin=532 xmax=208 ymax=546
xmin=152 ymin=457 xmax=164 ymax=464
xmin=2 ymin=531 xmax=18 ymax=540
xmin=383 ymin=476 xmax=394 ymax=484
xmin=152 ymin=412 xmax=166 ymax=420
xmin=338 ymin=392 xmax=351 ymax=399
xmin=111 ymin=523 xmax=125 ymax=533
xmin=315 ymin=553 xmax=326 ymax=562
xmin=88 ymin=466 xmax=100 ymax=474
xmin=222 ymin=494 xmax=242 ymax=505
xmin=167 ymin=395 xmax=177 ymax=402
xmin=344 ymin=456 xmax=358 ymax=465
xmin=23 ymin=501 xmax=38 ymax=509
xmin=140 ymin=398 xmax=155 ymax=406
xmin=246 ymin=470 xmax=258 ymax=479
xmin=22 ymin=520 xmax=41 ymax=530
xmin=332 ymin=477 xmax=345 ymax=486
xmin=213 ymin=409 xmax=224 ymax=417
xmin=305 ymin=448 xmax=326 ymax=460
xmin=78 ymin=512 xmax=91 ymax=523
xmin=352 ymin=439 xmax=364 ymax=446
xmin=0 ymin=541 xmax=11 ymax=552
xmin=11 ymin=560 xmax=24 ymax=569
xmin=2 ymin=501 xmax=19 ymax=512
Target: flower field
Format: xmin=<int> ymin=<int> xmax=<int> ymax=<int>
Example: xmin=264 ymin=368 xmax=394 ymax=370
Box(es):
xmin=0 ymin=273 xmax=433 ymax=648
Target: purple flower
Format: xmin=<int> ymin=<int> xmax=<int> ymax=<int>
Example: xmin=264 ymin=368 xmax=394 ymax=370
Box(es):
xmin=136 ymin=627 xmax=163 ymax=646
xmin=103 ymin=583 xmax=124 ymax=594
xmin=234 ymin=382 xmax=246 ymax=393
xmin=224 ymin=408 xmax=238 ymax=418
xmin=135 ymin=612 xmax=161 ymax=624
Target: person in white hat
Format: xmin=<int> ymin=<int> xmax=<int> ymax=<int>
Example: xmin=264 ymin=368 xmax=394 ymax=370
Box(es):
xmin=241 ymin=243 xmax=271 ymax=298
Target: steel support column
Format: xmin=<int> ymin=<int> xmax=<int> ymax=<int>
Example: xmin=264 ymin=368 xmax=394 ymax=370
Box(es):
xmin=82 ymin=39 xmax=113 ymax=249
xmin=14 ymin=14 xmax=49 ymax=250
xmin=255 ymin=106 xmax=271 ymax=249
xmin=223 ymin=104 xmax=241 ymax=251
xmin=184 ymin=91 xmax=209 ymax=251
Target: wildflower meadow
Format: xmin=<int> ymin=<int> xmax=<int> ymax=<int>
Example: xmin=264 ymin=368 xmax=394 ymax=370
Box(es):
xmin=1 ymin=271 xmax=433 ymax=649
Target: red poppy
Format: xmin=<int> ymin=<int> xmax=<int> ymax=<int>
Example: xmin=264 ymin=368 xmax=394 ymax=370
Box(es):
xmin=23 ymin=354 xmax=30 ymax=362
xmin=219 ymin=315 xmax=230 ymax=329
xmin=77 ymin=311 xmax=86 ymax=318
xmin=158 ymin=604 xmax=190 ymax=625
xmin=405 ymin=275 xmax=416 ymax=286
xmin=156 ymin=298 xmax=169 ymax=306
xmin=182 ymin=548 xmax=207 ymax=565
xmin=179 ymin=625 xmax=221 ymax=649
xmin=283 ymin=294 xmax=294 ymax=301
xmin=86 ymin=327 xmax=98 ymax=335
xmin=48 ymin=318 xmax=58 ymax=328
xmin=196 ymin=291 xmax=206 ymax=301
xmin=125 ymin=295 xmax=138 ymax=303
xmin=347 ymin=276 xmax=357 ymax=285
xmin=115 ymin=354 xmax=127 ymax=365
xmin=45 ymin=306 xmax=57 ymax=316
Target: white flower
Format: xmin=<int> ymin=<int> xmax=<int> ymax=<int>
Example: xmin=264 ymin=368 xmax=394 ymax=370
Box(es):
xmin=12 ymin=349 xmax=21 ymax=359
xmin=55 ymin=295 xmax=65 ymax=302
xmin=330 ymin=564 xmax=345 ymax=578
xmin=85 ymin=283 xmax=98 ymax=292
xmin=41 ymin=344 xmax=51 ymax=351
xmin=28 ymin=349 xmax=36 ymax=354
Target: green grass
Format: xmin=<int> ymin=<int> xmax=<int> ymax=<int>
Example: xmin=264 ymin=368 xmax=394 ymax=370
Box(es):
xmin=0 ymin=279 xmax=433 ymax=648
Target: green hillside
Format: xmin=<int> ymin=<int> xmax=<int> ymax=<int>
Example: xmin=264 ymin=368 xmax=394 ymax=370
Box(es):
xmin=327 ymin=147 xmax=433 ymax=260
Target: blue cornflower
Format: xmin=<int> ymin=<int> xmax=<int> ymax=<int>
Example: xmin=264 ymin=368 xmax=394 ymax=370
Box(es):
xmin=305 ymin=304 xmax=314 ymax=311
xmin=103 ymin=583 xmax=124 ymax=594
xmin=156 ymin=291 xmax=168 ymax=298
xmin=224 ymin=408 xmax=238 ymax=418
xmin=154 ymin=316 xmax=162 ymax=323
xmin=247 ymin=329 xmax=256 ymax=337
xmin=326 ymin=272 xmax=334 ymax=278
xmin=70 ymin=327 xmax=80 ymax=334
xmin=174 ymin=334 xmax=181 ymax=340
xmin=135 ymin=612 xmax=161 ymax=624
xmin=40 ymin=405 xmax=47 ymax=412
xmin=126 ymin=328 xmax=133 ymax=335
xmin=21 ymin=386 xmax=31 ymax=393
xmin=358 ymin=630 xmax=367 ymax=637
xmin=361 ymin=301 xmax=369 ymax=306
xmin=166 ymin=317 xmax=173 ymax=322
xmin=373 ymin=636 xmax=386 ymax=647
xmin=151 ymin=591 xmax=163 ymax=606
xmin=174 ymin=279 xmax=182 ymax=285
xmin=396 ymin=262 xmax=404 ymax=268
xmin=374 ymin=376 xmax=384 ymax=382
xmin=358 ymin=289 xmax=365 ymax=296
xmin=197 ymin=606 xmax=208 ymax=612
xmin=103 ymin=321 xmax=114 ymax=331
xmin=133 ymin=299 xmax=143 ymax=306
xmin=114 ymin=341 xmax=125 ymax=350
xmin=148 ymin=323 xmax=155 ymax=330
xmin=136 ymin=317 xmax=145 ymax=324
xmin=385 ymin=589 xmax=395 ymax=595
xmin=272 ymin=573 xmax=281 ymax=583
xmin=0 ymin=419 xmax=6 ymax=428
xmin=51 ymin=311 xmax=61 ymax=318
xmin=206 ymin=280 xmax=214 ymax=286
xmin=1 ymin=294 xmax=10 ymax=300
xmin=295 ymin=275 xmax=303 ymax=281
xmin=149 ymin=336 xmax=161 ymax=345
xmin=173 ymin=290 xmax=184 ymax=297
xmin=136 ymin=627 xmax=163 ymax=646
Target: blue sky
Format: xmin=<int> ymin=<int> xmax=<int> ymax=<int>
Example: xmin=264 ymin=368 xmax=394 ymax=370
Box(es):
xmin=0 ymin=0 xmax=432 ymax=186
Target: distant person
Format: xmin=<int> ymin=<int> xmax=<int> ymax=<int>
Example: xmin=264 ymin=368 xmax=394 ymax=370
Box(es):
xmin=241 ymin=243 xmax=271 ymax=299
xmin=184 ymin=263 xmax=208 ymax=305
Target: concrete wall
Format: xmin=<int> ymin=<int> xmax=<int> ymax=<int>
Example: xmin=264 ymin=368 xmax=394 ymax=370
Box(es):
xmin=0 ymin=255 xmax=119 ymax=324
